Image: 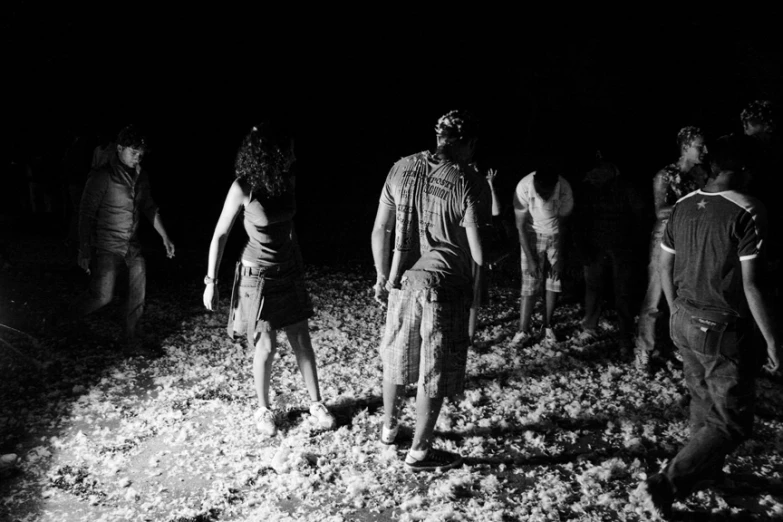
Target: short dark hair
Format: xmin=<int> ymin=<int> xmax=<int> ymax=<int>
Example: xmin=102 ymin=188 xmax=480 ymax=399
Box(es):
xmin=116 ymin=125 xmax=149 ymax=151
xmin=534 ymin=164 xmax=560 ymax=190
xmin=709 ymin=134 xmax=746 ymax=176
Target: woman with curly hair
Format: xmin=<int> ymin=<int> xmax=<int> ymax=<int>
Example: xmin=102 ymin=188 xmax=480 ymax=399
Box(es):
xmin=634 ymin=126 xmax=708 ymax=371
xmin=203 ymin=122 xmax=335 ymax=437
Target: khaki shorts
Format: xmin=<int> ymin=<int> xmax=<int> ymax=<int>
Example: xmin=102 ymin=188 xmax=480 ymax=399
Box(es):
xmin=520 ymin=232 xmax=561 ymax=296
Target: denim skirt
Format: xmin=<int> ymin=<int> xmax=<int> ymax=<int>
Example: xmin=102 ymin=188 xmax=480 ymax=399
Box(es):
xmin=227 ymin=260 xmax=313 ymax=345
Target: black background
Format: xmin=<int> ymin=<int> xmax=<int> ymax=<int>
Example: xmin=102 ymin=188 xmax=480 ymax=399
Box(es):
xmin=3 ymin=5 xmax=781 ymax=266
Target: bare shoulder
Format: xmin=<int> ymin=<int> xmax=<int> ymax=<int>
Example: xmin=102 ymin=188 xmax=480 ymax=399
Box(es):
xmin=224 ymin=180 xmax=250 ymax=207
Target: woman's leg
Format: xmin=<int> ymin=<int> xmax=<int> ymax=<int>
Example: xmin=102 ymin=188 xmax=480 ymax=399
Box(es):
xmin=253 ymin=330 xmax=277 ymax=408
xmin=284 ymin=319 xmax=322 ymax=402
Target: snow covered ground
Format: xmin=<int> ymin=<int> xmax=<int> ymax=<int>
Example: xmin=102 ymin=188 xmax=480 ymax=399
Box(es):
xmin=1 ymin=238 xmax=782 ymax=521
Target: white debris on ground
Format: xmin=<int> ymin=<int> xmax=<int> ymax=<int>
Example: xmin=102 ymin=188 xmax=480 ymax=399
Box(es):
xmin=1 ymin=244 xmax=782 ymax=521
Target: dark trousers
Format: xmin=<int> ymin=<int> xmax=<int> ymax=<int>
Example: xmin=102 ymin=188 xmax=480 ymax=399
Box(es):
xmin=582 ymin=248 xmax=635 ymax=339
xmin=70 ymin=248 xmax=146 ymax=339
xmin=664 ymin=302 xmax=757 ymax=498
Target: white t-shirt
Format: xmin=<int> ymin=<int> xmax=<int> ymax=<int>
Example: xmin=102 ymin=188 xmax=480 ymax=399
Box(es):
xmin=513 ymin=172 xmax=574 ymax=234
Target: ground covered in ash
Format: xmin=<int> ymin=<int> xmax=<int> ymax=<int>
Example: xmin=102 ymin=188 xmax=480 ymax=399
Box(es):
xmin=1 ymin=236 xmax=782 ymax=521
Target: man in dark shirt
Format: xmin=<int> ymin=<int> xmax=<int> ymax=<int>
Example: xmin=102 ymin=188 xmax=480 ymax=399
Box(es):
xmin=634 ymin=135 xmax=779 ymax=519
xmin=574 ymin=158 xmax=645 ymax=352
xmin=69 ymin=125 xmax=175 ymax=351
xmin=371 ymin=110 xmax=488 ymax=472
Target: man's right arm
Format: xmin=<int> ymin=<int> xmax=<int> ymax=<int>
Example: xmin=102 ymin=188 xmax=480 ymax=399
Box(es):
xmin=371 ymin=203 xmax=395 ymax=306
xmin=652 ymin=170 xmax=673 ymax=221
xmin=742 ymin=257 xmax=780 ymax=372
xmin=512 ymin=187 xmax=535 ymax=274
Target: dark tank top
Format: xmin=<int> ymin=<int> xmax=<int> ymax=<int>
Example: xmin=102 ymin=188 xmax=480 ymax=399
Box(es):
xmin=241 ymin=190 xmax=296 ymax=266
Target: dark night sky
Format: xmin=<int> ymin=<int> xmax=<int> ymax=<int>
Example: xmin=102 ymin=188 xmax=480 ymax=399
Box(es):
xmin=3 ymin=5 xmax=781 ymax=262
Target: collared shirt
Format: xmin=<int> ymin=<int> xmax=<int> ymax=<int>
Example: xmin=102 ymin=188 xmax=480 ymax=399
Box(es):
xmin=78 ymin=154 xmax=159 ymax=256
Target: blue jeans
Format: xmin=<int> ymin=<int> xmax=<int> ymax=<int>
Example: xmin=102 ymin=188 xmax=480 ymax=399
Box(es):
xmin=663 ymin=301 xmax=758 ymax=498
xmin=70 ymin=248 xmax=146 ymax=339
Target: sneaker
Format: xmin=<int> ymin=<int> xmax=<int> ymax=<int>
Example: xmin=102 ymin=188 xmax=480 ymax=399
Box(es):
xmin=634 ymin=346 xmax=651 ymax=372
xmin=405 ymin=448 xmax=462 ymax=472
xmin=309 ymin=402 xmax=336 ymax=430
xmin=0 ymin=454 xmax=18 ymax=473
xmin=255 ymin=408 xmax=278 ymax=437
xmin=575 ymin=328 xmax=598 ymax=345
xmin=542 ymin=327 xmax=558 ymax=346
xmin=511 ymin=330 xmax=532 ymax=346
xmin=379 ymin=422 xmax=399 ymax=445
xmin=634 ymin=473 xmax=674 ymax=520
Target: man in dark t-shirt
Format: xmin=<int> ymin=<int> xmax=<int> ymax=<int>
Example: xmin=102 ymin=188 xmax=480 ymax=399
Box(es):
xmin=634 ymin=135 xmax=779 ymax=519
xmin=371 ymin=110 xmax=489 ymax=472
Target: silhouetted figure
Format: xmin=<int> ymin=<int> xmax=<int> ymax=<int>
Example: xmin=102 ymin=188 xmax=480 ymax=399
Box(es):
xmin=740 ymin=99 xmax=781 ymax=314
xmin=0 ymin=154 xmax=30 ymax=268
xmin=61 ymin=131 xmax=98 ymax=250
xmin=469 ymin=166 xmax=503 ymax=345
xmin=574 ymin=158 xmax=645 ymax=354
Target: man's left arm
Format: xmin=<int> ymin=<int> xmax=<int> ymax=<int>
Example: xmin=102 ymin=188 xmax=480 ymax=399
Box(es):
xmin=742 ymin=258 xmax=779 ymax=372
xmin=153 ymin=212 xmax=175 ymax=258
xmin=139 ymin=174 xmax=175 ymax=258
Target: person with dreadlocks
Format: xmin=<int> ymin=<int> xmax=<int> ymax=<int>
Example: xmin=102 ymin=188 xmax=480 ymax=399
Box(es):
xmin=511 ymin=158 xmax=574 ymax=347
xmin=634 ymin=126 xmax=709 ymax=371
xmin=203 ymin=122 xmax=335 ymax=438
xmin=371 ymin=110 xmax=489 ymax=471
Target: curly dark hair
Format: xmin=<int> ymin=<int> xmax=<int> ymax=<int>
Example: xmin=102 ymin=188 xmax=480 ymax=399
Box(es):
xmin=676 ymin=126 xmax=704 ymax=152
xmin=234 ymin=122 xmax=296 ymax=197
xmin=434 ymin=110 xmax=478 ymax=142
xmin=741 ymin=99 xmax=774 ymax=130
xmin=116 ymin=124 xmax=149 ymax=151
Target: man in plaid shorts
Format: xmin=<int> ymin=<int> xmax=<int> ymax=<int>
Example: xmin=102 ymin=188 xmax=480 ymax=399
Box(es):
xmin=512 ymin=163 xmax=574 ymax=346
xmin=371 ymin=110 xmax=489 ymax=472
